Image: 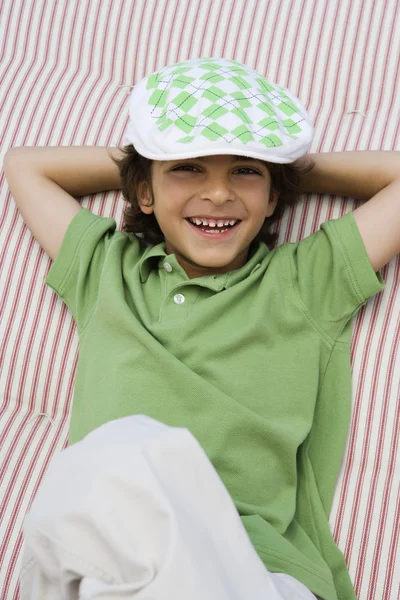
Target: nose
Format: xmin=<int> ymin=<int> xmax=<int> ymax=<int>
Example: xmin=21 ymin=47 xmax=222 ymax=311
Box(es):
xmin=200 ymin=174 xmax=235 ymax=205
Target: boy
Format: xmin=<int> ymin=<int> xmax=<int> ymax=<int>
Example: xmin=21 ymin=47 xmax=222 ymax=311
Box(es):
xmin=5 ymin=57 xmax=398 ymax=599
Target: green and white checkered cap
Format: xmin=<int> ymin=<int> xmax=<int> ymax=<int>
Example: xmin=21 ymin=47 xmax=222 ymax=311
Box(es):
xmin=122 ymin=57 xmax=314 ymax=163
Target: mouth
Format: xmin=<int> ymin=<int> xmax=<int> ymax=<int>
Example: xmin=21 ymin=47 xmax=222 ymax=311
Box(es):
xmin=185 ymin=217 xmax=241 ymax=239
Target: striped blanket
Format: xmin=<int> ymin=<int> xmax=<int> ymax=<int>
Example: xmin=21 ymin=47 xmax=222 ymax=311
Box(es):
xmin=0 ymin=1 xmax=399 ymax=598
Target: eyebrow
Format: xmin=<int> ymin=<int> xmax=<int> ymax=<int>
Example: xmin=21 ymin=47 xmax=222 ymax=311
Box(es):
xmin=194 ymin=155 xmax=266 ymax=165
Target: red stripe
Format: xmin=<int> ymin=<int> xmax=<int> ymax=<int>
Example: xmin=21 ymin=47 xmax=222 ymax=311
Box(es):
xmin=209 ymin=0 xmax=226 ymax=57
xmin=383 ymin=479 xmax=400 ymax=600
xmin=253 ymin=2 xmax=272 ymax=71
xmin=186 ymin=0 xmax=204 ymax=59
xmin=221 ymin=0 xmax=238 ymax=58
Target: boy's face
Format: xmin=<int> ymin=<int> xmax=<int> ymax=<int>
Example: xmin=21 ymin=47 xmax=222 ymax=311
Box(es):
xmin=138 ymin=154 xmax=279 ymax=279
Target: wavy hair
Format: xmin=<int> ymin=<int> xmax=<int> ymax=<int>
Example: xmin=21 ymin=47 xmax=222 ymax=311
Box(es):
xmin=110 ymin=145 xmax=315 ymax=248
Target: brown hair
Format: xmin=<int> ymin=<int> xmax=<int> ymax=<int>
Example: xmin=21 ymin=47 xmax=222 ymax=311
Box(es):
xmin=110 ymin=145 xmax=315 ymax=248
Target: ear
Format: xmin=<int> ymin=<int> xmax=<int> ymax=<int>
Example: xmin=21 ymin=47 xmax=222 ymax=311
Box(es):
xmin=266 ymin=189 xmax=279 ymax=217
xmin=137 ymin=181 xmax=154 ymax=215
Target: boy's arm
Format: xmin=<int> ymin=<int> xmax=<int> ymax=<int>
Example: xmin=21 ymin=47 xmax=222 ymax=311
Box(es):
xmin=4 ymin=146 xmax=124 ymax=197
xmin=3 ymin=146 xmax=124 ymax=262
xmin=296 ymin=150 xmax=400 ymax=272
xmin=296 ymin=150 xmax=400 ymax=201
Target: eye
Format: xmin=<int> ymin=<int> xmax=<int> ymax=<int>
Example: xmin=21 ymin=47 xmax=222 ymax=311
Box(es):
xmin=234 ymin=167 xmax=261 ymax=175
xmin=172 ymin=164 xmax=198 ymax=172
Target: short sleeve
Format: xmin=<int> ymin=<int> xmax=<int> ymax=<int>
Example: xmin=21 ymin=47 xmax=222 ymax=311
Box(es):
xmin=285 ymin=210 xmax=386 ymax=340
xmin=44 ymin=207 xmax=121 ymax=334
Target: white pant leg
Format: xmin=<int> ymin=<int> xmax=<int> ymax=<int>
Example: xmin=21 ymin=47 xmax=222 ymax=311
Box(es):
xmin=19 ymin=415 xmax=317 ymax=600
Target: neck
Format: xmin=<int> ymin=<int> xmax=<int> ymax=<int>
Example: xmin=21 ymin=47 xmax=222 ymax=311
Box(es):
xmin=166 ymin=246 xmax=249 ymax=279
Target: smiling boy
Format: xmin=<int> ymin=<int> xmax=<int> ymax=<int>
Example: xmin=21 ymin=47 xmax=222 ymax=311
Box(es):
xmin=5 ymin=57 xmax=397 ymax=600
xmin=139 ymin=154 xmax=279 ymax=278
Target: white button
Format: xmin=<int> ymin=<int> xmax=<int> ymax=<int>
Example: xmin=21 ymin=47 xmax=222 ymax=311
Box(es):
xmin=173 ymin=293 xmax=185 ymax=305
xmin=163 ymin=262 xmax=172 ymax=272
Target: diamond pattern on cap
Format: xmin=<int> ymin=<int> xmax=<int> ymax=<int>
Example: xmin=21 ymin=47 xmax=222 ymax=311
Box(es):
xmin=144 ymin=58 xmax=307 ymax=147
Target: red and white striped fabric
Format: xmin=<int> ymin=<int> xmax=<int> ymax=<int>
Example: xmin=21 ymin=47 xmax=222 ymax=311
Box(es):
xmin=0 ymin=1 xmax=399 ymax=599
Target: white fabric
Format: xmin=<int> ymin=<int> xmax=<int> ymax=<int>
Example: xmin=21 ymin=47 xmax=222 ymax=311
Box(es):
xmin=122 ymin=57 xmax=314 ymax=162
xmin=19 ymin=415 xmax=316 ymax=600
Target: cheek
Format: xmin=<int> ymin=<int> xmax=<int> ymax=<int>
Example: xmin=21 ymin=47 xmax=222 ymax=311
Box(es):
xmin=153 ymin=182 xmax=189 ymax=214
xmin=155 ymin=203 xmax=182 ymax=226
xmin=249 ymin=197 xmax=270 ymax=220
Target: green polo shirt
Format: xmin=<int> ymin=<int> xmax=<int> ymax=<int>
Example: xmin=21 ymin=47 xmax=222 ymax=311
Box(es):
xmin=45 ymin=207 xmax=385 ymax=600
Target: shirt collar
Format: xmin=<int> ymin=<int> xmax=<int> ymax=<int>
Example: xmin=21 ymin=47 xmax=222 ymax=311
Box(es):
xmin=139 ymin=240 xmax=270 ymax=289
xmin=139 ymin=242 xmax=167 ymax=282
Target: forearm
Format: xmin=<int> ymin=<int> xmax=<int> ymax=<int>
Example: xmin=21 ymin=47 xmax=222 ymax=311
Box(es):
xmin=297 ymin=151 xmax=400 ymax=201
xmin=5 ymin=146 xmax=123 ymax=198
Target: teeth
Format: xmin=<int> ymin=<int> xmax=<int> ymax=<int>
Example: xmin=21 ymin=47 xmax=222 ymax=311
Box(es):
xmin=189 ymin=217 xmax=238 ymax=227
